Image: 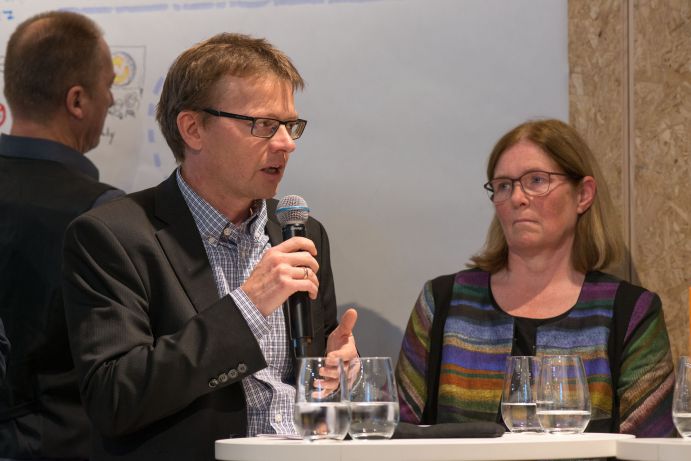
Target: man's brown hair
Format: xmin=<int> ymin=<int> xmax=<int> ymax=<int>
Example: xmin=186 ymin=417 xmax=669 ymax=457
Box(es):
xmin=156 ymin=33 xmax=304 ymax=162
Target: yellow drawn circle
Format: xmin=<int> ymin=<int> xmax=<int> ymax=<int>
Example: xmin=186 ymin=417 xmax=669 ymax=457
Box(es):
xmin=112 ymin=51 xmax=136 ymax=87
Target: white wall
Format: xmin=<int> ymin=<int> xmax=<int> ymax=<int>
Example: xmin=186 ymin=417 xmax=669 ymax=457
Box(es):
xmin=0 ymin=0 xmax=568 ymax=360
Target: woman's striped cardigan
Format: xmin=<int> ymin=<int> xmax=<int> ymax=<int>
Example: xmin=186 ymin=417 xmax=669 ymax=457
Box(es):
xmin=395 ymin=269 xmax=675 ymax=436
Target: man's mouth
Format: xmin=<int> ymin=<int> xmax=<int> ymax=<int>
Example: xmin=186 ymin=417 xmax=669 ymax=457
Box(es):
xmin=262 ymin=165 xmax=283 ymax=175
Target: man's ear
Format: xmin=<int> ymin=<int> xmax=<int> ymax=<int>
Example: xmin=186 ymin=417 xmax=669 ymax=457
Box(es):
xmin=65 ymin=85 xmax=86 ymax=119
xmin=576 ymin=176 xmax=596 ymax=214
xmin=177 ymin=110 xmax=203 ymax=152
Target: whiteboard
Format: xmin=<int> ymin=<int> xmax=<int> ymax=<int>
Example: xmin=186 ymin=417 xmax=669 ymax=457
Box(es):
xmin=0 ymin=0 xmax=568 ymax=360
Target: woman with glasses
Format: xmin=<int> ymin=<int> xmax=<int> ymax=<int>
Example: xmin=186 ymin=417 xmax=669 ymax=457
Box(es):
xmin=395 ymin=119 xmax=674 ymax=436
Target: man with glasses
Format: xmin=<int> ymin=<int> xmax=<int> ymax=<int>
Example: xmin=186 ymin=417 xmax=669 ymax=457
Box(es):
xmin=62 ymin=33 xmax=358 ymax=461
xmin=0 ymin=11 xmax=123 ymax=460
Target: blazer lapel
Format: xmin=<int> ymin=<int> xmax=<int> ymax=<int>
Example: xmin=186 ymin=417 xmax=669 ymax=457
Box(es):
xmin=154 ymin=173 xmax=218 ymax=313
xmin=265 ymin=199 xmax=282 ymax=246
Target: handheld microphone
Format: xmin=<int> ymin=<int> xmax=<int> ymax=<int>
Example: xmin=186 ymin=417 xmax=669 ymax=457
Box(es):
xmin=276 ymin=195 xmax=313 ymax=359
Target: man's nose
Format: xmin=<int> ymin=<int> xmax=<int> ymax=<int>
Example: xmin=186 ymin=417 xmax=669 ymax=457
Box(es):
xmin=271 ymin=124 xmax=296 ymax=152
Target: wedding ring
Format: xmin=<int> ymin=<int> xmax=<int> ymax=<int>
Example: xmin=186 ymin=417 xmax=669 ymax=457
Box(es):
xmin=303 ymin=267 xmax=309 ymax=279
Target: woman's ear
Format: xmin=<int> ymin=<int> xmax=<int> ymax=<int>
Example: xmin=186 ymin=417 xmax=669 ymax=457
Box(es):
xmin=576 ymin=176 xmax=596 ymax=214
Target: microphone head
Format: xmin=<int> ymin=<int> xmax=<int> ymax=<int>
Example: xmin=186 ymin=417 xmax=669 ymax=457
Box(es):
xmin=276 ymin=195 xmax=309 ymax=226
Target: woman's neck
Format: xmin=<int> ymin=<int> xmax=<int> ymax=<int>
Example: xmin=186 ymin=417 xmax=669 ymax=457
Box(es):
xmin=491 ymin=248 xmax=586 ymax=319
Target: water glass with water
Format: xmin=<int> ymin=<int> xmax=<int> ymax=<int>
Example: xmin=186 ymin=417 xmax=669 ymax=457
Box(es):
xmin=501 ymin=356 xmax=542 ymax=432
xmin=347 ymin=357 xmax=400 ymax=439
xmin=673 ymin=356 xmax=691 ymax=438
xmin=294 ymin=357 xmax=350 ymax=441
xmin=536 ymin=355 xmax=591 ymax=434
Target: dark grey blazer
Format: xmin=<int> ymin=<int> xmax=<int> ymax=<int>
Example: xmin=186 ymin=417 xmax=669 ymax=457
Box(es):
xmin=62 ymin=172 xmax=338 ymax=461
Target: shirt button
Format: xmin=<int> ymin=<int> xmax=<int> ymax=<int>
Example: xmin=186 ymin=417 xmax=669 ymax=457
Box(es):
xmin=223 ymin=228 xmax=231 ymax=236
xmin=207 ymin=237 xmax=217 ymax=245
xmin=274 ymin=413 xmax=283 ymax=423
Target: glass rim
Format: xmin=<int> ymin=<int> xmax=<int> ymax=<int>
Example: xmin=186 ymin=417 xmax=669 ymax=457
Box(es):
xmin=297 ymin=356 xmax=344 ymax=361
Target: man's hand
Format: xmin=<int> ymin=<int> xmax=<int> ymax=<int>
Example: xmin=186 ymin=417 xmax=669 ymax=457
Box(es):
xmin=326 ymin=308 xmax=358 ymax=365
xmin=241 ymin=237 xmax=319 ymax=317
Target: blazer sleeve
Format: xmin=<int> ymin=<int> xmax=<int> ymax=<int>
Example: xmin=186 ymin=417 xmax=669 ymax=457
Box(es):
xmin=0 ymin=317 xmax=9 ymax=380
xmin=62 ymin=213 xmax=266 ymax=438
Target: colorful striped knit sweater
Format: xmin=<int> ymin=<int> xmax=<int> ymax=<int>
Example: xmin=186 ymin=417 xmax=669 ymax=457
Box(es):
xmin=395 ymin=269 xmax=675 ymax=436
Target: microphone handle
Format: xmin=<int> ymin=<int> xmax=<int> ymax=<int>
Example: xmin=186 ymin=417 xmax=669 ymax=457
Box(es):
xmin=281 ymin=223 xmax=306 ymax=241
xmin=282 ymin=223 xmax=313 ymax=358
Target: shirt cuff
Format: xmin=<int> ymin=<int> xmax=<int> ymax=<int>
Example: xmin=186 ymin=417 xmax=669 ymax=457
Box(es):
xmin=230 ymin=288 xmax=271 ymax=339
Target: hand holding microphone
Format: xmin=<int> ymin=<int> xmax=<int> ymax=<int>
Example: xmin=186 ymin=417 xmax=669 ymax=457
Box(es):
xmin=275 ymin=195 xmax=314 ymax=358
xmin=240 ymin=195 xmax=317 ymax=357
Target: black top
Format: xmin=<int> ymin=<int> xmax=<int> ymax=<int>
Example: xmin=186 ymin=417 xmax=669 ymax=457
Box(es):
xmin=0 ymin=134 xmax=122 ymax=460
xmin=0 ymin=133 xmax=123 ymax=206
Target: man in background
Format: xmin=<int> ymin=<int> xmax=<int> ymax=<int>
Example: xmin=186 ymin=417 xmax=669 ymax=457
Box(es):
xmin=62 ymin=33 xmax=357 ymax=460
xmin=0 ymin=11 xmax=123 ymax=460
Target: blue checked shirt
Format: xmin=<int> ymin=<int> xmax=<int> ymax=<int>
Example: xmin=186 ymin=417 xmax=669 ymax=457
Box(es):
xmin=176 ymin=170 xmax=296 ymax=436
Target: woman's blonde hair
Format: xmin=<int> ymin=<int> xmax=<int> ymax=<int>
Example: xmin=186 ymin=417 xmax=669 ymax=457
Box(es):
xmin=469 ymin=119 xmax=624 ymax=273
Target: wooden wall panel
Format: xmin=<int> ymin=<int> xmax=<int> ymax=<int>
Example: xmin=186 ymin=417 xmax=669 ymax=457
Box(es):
xmin=632 ymin=0 xmax=691 ymax=360
xmin=569 ymin=0 xmax=691 ymax=359
xmin=569 ymin=0 xmax=629 ymax=279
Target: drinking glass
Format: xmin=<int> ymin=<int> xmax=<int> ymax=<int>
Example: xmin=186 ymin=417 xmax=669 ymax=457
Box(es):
xmin=672 ymin=356 xmax=691 ymax=439
xmin=536 ymin=355 xmax=591 ymax=434
xmin=293 ymin=357 xmax=350 ymax=441
xmin=501 ymin=356 xmax=542 ymax=432
xmin=347 ymin=357 xmax=400 ymax=439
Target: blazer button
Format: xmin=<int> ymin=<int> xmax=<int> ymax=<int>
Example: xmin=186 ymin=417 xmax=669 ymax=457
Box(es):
xmin=218 ymin=372 xmax=228 ymax=383
xmin=208 ymin=378 xmax=219 ymax=388
xmin=228 ymin=369 xmax=239 ymax=379
xmin=237 ymin=363 xmax=248 ymax=374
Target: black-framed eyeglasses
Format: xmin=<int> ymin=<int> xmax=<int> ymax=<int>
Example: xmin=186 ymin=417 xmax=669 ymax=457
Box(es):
xmin=483 ymin=170 xmax=581 ymax=203
xmin=202 ymin=108 xmax=307 ymax=140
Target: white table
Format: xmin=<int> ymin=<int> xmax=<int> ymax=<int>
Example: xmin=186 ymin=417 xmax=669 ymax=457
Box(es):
xmin=616 ymin=438 xmax=691 ymax=461
xmin=215 ymin=433 xmax=634 ymax=461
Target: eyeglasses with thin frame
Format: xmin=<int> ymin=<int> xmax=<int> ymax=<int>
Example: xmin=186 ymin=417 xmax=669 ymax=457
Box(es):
xmin=202 ymin=108 xmax=307 ymax=140
xmin=483 ymin=170 xmax=581 ymax=203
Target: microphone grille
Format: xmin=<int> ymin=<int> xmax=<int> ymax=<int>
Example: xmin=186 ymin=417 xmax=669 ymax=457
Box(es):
xmin=276 ymin=195 xmax=309 ymax=226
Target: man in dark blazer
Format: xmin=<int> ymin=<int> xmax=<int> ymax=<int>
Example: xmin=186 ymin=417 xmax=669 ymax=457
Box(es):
xmin=62 ymin=33 xmax=358 ymax=460
xmin=0 ymin=11 xmax=123 ymax=460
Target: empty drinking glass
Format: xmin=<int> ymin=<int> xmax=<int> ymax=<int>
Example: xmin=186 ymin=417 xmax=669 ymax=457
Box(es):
xmin=536 ymin=355 xmax=591 ymax=434
xmin=501 ymin=356 xmax=542 ymax=432
xmin=347 ymin=357 xmax=400 ymax=439
xmin=294 ymin=357 xmax=350 ymax=441
xmin=672 ymin=356 xmax=691 ymax=439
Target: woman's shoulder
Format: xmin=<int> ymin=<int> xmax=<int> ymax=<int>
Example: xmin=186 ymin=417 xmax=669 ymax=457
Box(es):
xmin=586 ymin=270 xmax=658 ymax=298
xmin=452 ymin=268 xmax=490 ymax=285
xmin=585 ymin=271 xmax=662 ymax=334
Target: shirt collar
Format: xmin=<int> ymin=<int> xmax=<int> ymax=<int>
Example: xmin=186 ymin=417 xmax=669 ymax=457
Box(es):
xmin=0 ymin=133 xmax=99 ymax=179
xmin=175 ymin=168 xmax=268 ymax=244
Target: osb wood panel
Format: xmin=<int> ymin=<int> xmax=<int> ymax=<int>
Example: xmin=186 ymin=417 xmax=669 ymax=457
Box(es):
xmin=633 ymin=0 xmax=691 ymax=359
xmin=568 ymin=0 xmax=629 ymax=279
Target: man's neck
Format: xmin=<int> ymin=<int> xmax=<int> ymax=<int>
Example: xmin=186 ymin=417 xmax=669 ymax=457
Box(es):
xmin=10 ymin=118 xmax=82 ymax=153
xmin=179 ymin=166 xmax=254 ymax=225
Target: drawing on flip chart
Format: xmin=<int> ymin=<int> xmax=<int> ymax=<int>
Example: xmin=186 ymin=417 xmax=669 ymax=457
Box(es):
xmin=108 ymin=47 xmax=145 ymax=122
